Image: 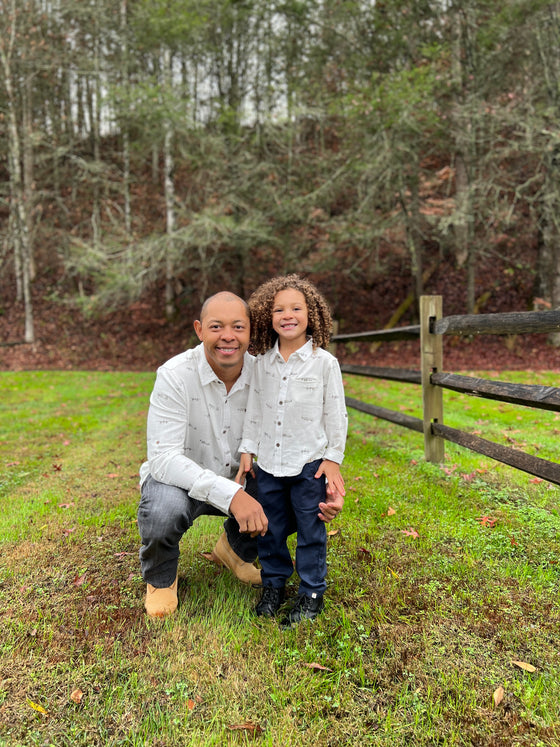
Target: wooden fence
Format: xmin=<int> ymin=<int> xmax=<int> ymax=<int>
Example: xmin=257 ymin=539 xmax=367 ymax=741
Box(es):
xmin=333 ymin=295 xmax=560 ymax=487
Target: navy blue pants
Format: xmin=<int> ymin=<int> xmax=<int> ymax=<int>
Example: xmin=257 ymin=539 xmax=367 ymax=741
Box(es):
xmin=256 ymin=459 xmax=327 ymax=595
xmin=138 ymin=473 xmax=259 ymax=587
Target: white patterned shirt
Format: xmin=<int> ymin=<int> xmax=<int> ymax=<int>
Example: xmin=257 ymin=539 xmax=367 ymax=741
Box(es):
xmin=139 ymin=343 xmax=254 ymax=514
xmin=240 ymin=339 xmax=347 ymax=477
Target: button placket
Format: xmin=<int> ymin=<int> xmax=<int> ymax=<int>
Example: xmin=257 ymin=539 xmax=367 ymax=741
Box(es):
xmin=222 ymin=397 xmax=232 ymax=469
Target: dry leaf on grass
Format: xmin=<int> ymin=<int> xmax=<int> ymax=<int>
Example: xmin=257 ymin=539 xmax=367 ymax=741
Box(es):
xmin=493 ymin=686 xmax=505 ymax=706
xmin=387 ymin=506 xmax=396 ymax=515
xmin=401 ymin=528 xmax=419 ymax=538
xmin=511 ymin=660 xmax=537 ymax=673
xmin=303 ymin=662 xmax=332 ymax=672
xmin=27 ymin=699 xmax=48 ymax=716
xmin=70 ymin=689 xmax=84 ymax=704
xmin=227 ymin=721 xmax=264 ymax=734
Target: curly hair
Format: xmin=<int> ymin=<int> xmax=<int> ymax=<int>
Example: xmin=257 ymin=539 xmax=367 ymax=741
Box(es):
xmin=248 ymin=274 xmax=333 ymax=355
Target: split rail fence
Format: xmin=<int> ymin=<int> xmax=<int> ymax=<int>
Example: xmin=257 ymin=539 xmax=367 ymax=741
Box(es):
xmin=333 ymin=295 xmax=560 ymax=487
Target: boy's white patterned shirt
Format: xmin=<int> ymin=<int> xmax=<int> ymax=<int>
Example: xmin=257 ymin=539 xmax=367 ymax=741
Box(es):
xmin=139 ymin=343 xmax=254 ymax=514
xmin=240 ymin=339 xmax=347 ymax=477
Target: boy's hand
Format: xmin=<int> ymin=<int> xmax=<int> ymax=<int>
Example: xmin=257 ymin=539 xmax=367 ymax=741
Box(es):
xmin=315 ymin=459 xmax=345 ymax=522
xmin=318 ymin=486 xmax=344 ymax=522
xmin=235 ymin=453 xmax=255 ymax=484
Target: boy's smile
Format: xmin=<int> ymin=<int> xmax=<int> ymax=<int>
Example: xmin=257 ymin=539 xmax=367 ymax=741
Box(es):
xmin=272 ymin=288 xmax=309 ymax=354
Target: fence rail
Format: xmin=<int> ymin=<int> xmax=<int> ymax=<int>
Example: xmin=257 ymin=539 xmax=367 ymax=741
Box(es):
xmin=337 ymin=296 xmax=560 ymax=486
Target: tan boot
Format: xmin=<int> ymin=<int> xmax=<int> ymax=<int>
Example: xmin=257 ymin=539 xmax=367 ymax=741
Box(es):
xmin=144 ymin=575 xmax=178 ymax=618
xmin=211 ymin=532 xmax=262 ymax=586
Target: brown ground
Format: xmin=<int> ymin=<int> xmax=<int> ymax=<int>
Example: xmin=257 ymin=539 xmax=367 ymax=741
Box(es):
xmin=2 ymin=285 xmax=560 ymax=373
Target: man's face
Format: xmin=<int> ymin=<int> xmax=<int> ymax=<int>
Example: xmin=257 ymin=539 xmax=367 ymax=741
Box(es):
xmin=194 ymin=295 xmax=250 ymax=378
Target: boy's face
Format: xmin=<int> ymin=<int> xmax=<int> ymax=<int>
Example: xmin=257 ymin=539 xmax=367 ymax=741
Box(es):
xmin=194 ymin=295 xmax=250 ymax=377
xmin=272 ymin=288 xmax=308 ymax=349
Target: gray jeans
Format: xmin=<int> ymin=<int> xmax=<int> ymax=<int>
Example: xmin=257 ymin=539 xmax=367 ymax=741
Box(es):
xmin=137 ymin=473 xmax=259 ymax=587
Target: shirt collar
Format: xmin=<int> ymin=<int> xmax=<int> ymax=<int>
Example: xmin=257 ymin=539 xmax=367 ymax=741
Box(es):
xmin=197 ymin=343 xmax=253 ymax=390
xmin=272 ymin=337 xmax=314 ymax=362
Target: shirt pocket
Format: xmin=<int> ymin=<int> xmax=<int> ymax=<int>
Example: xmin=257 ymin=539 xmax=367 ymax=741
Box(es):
xmin=290 ymin=376 xmax=323 ymax=411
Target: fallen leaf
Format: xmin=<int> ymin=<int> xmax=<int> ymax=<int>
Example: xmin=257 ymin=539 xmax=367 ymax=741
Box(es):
xmin=27 ymin=699 xmax=48 ymax=716
xmin=511 ymin=660 xmax=536 ymax=673
xmin=73 ymin=573 xmax=87 ymax=586
xmin=476 ymin=516 xmax=497 ymax=528
xmin=303 ymin=662 xmax=332 ymax=672
xmin=114 ymin=552 xmax=135 ymax=558
xmin=187 ymin=698 xmax=195 ymax=711
xmin=58 ymin=502 xmax=75 ymax=509
xmin=387 ymin=506 xmax=396 ymax=516
xmin=327 ymin=529 xmax=339 ymax=536
xmin=493 ymin=685 xmax=505 ymax=706
xmin=70 ymin=689 xmax=84 ymax=704
xmin=357 ymin=547 xmax=371 ymax=558
xmin=401 ymin=528 xmax=419 ymax=538
xmin=388 ymin=567 xmax=400 ymax=579
xmin=53 ymin=464 xmax=62 ymax=471
xmin=227 ymin=721 xmax=264 ymax=734
xmin=529 ymin=477 xmax=543 ymax=484
xmin=106 ymin=473 xmax=119 ymax=478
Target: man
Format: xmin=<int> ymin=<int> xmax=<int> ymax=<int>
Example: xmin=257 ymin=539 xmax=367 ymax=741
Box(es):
xmin=137 ymin=291 xmax=343 ymax=618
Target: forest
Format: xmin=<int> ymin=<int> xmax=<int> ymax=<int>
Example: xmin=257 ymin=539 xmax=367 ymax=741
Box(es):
xmin=1 ymin=0 xmax=560 ymax=360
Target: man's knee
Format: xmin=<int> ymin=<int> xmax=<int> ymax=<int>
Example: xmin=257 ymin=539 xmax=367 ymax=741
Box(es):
xmin=138 ymin=476 xmax=191 ymax=538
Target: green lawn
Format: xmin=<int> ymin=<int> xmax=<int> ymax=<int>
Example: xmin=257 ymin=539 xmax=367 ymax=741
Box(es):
xmin=0 ymin=370 xmax=558 ymax=746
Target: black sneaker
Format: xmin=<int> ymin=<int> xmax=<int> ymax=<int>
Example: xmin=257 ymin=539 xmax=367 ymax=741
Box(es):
xmin=255 ymin=586 xmax=285 ymax=617
xmin=281 ymin=593 xmax=324 ymax=627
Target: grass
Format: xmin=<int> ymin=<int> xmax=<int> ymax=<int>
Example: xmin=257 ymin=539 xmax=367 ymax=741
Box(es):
xmin=0 ymin=369 xmax=559 ymax=746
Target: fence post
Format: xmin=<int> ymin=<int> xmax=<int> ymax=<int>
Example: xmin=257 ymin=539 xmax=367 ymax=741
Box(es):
xmin=420 ymin=295 xmax=444 ymax=463
xmin=329 ymin=319 xmax=339 ymax=355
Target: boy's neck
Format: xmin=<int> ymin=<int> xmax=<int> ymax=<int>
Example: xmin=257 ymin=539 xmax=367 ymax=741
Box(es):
xmin=278 ymin=337 xmax=307 ymax=362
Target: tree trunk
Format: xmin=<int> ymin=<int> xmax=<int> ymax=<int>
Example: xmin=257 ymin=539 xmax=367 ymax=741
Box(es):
xmin=0 ymin=1 xmax=35 ymax=343
xmin=161 ymin=46 xmax=176 ymax=320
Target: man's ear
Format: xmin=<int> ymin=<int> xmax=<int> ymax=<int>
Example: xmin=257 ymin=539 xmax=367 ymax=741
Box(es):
xmin=194 ymin=319 xmax=203 ymax=340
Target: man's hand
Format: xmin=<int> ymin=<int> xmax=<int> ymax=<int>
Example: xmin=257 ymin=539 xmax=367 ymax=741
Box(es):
xmin=318 ymin=483 xmax=344 ymax=523
xmin=229 ymin=488 xmax=268 ymax=537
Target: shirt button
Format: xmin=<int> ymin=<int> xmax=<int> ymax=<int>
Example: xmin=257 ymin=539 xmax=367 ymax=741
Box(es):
xmin=277 ymin=421 xmax=281 ymax=425
xmin=279 ymin=401 xmax=283 ymax=405
xmin=276 ymin=443 xmax=280 ymax=447
xmin=225 ymin=462 xmax=230 ymax=467
xmin=223 ymin=429 xmax=227 ymax=434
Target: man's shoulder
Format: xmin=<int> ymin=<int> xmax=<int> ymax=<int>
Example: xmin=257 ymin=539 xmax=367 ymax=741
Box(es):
xmin=159 ymin=345 xmax=200 ymax=370
xmin=156 ymin=346 xmax=202 ymax=380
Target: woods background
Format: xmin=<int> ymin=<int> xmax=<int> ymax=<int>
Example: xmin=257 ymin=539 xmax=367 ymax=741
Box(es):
xmin=2 ymin=0 xmax=560 ymax=367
